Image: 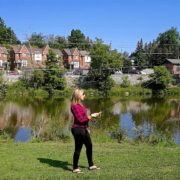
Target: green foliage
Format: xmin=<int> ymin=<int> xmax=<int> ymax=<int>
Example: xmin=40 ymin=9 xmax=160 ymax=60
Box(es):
xmin=0 ymin=84 xmax=8 ymax=98
xmin=44 ymin=50 xmax=66 ymax=95
xmin=68 ymin=29 xmax=92 ymax=50
xmin=33 ymin=89 xmax=49 ymax=100
xmin=47 ymin=35 xmax=68 ymax=50
xmin=26 ymin=33 xmax=46 ymax=48
xmin=109 ymin=127 xmax=127 ymax=143
xmin=0 ymin=17 xmax=20 ymax=45
xmin=121 ymin=76 xmax=131 ymax=88
xmin=29 ymin=69 xmax=44 ymax=89
xmin=6 ymin=81 xmax=29 ymax=98
xmin=133 ymin=126 xmax=176 ymax=146
xmin=131 ymin=39 xmax=149 ymax=69
xmin=145 ymin=66 xmax=173 ymax=91
xmin=0 ymin=71 xmax=3 ymax=83
xmin=88 ymin=39 xmax=123 ymax=96
xmin=131 ymin=27 xmax=180 ymax=67
xmin=51 ymin=89 xmax=69 ymax=99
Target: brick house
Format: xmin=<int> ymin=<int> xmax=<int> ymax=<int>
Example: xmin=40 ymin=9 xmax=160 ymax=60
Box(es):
xmin=0 ymin=46 xmax=8 ymax=70
xmin=62 ymin=48 xmax=91 ymax=70
xmin=164 ymin=59 xmax=180 ymax=75
xmin=42 ymin=45 xmax=49 ymax=63
xmin=10 ymin=44 xmax=51 ymax=70
xmin=27 ymin=44 xmax=49 ymax=68
xmin=10 ymin=45 xmax=31 ymax=70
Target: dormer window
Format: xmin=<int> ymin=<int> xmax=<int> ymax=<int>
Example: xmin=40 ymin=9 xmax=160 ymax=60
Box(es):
xmin=22 ymin=53 xmax=26 ymax=58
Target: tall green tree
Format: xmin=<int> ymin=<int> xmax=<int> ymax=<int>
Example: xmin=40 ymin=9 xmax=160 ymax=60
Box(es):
xmin=47 ymin=35 xmax=68 ymax=50
xmin=31 ymin=70 xmax=44 ymax=89
xmin=0 ymin=17 xmax=20 ymax=45
xmin=88 ymin=38 xmax=123 ymax=96
xmin=68 ymin=29 xmax=92 ymax=50
xmin=144 ymin=66 xmax=173 ymax=92
xmin=44 ymin=50 xmax=66 ymax=95
xmin=27 ymin=33 xmax=46 ymax=48
xmin=131 ymin=39 xmax=148 ymax=70
xmin=149 ymin=28 xmax=180 ymax=66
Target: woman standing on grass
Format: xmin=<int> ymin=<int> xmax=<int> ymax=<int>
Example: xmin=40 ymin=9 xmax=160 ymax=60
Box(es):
xmin=71 ymin=88 xmax=101 ymax=173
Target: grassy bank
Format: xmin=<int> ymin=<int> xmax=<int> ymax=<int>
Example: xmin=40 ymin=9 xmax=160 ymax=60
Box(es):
xmin=0 ymin=141 xmax=179 ymax=179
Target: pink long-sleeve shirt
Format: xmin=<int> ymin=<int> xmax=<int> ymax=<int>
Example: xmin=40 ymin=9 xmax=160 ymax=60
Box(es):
xmin=71 ymin=103 xmax=89 ymax=128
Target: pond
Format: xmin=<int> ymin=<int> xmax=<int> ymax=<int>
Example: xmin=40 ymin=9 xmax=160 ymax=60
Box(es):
xmin=0 ymin=97 xmax=180 ymax=144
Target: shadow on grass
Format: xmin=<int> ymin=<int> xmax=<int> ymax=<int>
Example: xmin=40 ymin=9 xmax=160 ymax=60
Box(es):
xmin=37 ymin=158 xmax=87 ymax=171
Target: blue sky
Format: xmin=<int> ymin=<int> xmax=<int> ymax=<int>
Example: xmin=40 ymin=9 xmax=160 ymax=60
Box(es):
xmin=0 ymin=0 xmax=180 ymax=53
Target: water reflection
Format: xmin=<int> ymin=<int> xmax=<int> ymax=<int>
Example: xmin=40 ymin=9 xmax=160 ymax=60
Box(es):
xmin=0 ymin=98 xmax=179 ymax=144
xmin=15 ymin=127 xmax=31 ymax=142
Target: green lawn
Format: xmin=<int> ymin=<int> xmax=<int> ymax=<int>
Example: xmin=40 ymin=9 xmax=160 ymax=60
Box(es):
xmin=0 ymin=141 xmax=180 ymax=180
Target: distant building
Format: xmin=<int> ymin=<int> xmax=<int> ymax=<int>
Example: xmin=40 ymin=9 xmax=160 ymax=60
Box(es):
xmin=0 ymin=46 xmax=8 ymax=70
xmin=27 ymin=45 xmax=49 ymax=68
xmin=9 ymin=45 xmax=90 ymax=72
xmin=10 ymin=45 xmax=31 ymax=70
xmin=9 ymin=44 xmax=60 ymax=70
xmin=62 ymin=48 xmax=91 ymax=70
xmin=164 ymin=59 xmax=180 ymax=75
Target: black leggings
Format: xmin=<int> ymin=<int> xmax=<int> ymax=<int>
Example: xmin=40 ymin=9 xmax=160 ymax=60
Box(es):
xmin=71 ymin=127 xmax=94 ymax=169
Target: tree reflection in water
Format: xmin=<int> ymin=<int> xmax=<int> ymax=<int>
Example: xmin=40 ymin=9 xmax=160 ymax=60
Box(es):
xmin=0 ymin=98 xmax=179 ymax=144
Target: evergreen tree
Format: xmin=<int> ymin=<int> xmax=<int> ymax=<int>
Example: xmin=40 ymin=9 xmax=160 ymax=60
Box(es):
xmin=131 ymin=39 xmax=148 ymax=70
xmin=148 ymin=28 xmax=180 ymax=66
xmin=68 ymin=29 xmax=92 ymax=50
xmin=44 ymin=50 xmax=66 ymax=95
xmin=27 ymin=33 xmax=46 ymax=48
xmin=0 ymin=17 xmax=20 ymax=45
xmin=47 ymin=35 xmax=68 ymax=50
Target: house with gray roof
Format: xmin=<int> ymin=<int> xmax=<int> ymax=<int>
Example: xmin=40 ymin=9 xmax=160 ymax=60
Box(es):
xmin=62 ymin=48 xmax=91 ymax=71
xmin=164 ymin=59 xmax=180 ymax=75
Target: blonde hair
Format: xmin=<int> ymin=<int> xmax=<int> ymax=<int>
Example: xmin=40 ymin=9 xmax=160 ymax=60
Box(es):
xmin=71 ymin=89 xmax=84 ymax=104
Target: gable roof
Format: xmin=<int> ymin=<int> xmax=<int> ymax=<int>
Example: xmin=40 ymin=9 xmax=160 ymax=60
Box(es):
xmin=71 ymin=48 xmax=79 ymax=55
xmin=63 ymin=48 xmax=71 ymax=55
xmin=11 ymin=45 xmax=29 ymax=54
xmin=166 ymin=59 xmax=180 ymax=65
xmin=63 ymin=48 xmax=90 ymax=57
xmin=27 ymin=47 xmax=43 ymax=54
xmin=52 ymin=49 xmax=62 ymax=56
xmin=11 ymin=45 xmax=22 ymax=53
xmin=42 ymin=45 xmax=49 ymax=54
xmin=80 ymin=50 xmax=89 ymax=56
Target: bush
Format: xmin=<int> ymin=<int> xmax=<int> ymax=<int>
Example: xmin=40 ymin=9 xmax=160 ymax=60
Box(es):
xmin=34 ymin=89 xmax=49 ymax=100
xmin=6 ymin=81 xmax=29 ymax=99
xmin=121 ymin=76 xmax=130 ymax=88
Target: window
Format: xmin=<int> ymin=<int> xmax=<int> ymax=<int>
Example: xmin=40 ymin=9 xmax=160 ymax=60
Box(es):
xmin=85 ymin=56 xmax=91 ymax=63
xmin=22 ymin=60 xmax=27 ymax=67
xmin=22 ymin=53 xmax=26 ymax=58
xmin=73 ymin=61 xmax=79 ymax=68
xmin=176 ymin=66 xmax=180 ymax=71
xmin=35 ymin=60 xmax=41 ymax=64
xmin=35 ymin=54 xmax=42 ymax=61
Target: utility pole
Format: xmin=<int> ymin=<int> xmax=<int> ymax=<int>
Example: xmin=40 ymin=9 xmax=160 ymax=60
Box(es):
xmin=25 ymin=33 xmax=33 ymax=64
